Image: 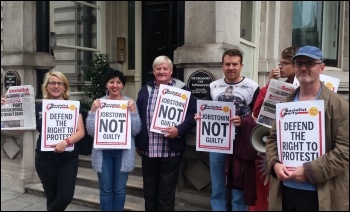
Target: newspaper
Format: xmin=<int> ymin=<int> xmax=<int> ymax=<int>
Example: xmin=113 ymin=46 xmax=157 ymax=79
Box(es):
xmin=1 ymin=85 xmax=36 ymax=130
xmin=256 ymin=79 xmax=298 ymax=128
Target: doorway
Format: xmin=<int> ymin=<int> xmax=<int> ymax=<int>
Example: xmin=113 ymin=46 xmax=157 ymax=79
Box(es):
xmin=142 ymin=1 xmax=184 ymax=86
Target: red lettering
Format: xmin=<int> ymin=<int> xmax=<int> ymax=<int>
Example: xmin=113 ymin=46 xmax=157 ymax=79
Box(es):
xmin=8 ymin=88 xmax=29 ymax=93
xmin=281 ymin=85 xmax=294 ymax=93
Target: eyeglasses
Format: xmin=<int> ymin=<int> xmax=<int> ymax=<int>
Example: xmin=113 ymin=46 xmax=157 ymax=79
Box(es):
xmin=48 ymin=81 xmax=64 ymax=86
xmin=278 ymin=62 xmax=292 ymax=67
xmin=294 ymin=61 xmax=323 ymax=68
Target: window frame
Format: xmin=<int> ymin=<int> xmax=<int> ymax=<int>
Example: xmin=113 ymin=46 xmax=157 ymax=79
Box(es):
xmin=292 ymin=1 xmax=340 ymax=68
xmin=50 ymin=1 xmax=105 ymax=54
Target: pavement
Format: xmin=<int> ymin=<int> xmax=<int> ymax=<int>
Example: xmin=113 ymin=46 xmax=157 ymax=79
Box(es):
xmin=1 ymin=186 xmax=99 ymax=211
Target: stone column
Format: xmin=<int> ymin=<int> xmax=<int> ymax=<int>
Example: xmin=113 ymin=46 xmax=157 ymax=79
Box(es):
xmin=258 ymin=1 xmax=293 ymax=86
xmin=173 ymin=1 xmax=241 ymax=192
xmin=1 ymin=1 xmax=55 ymax=193
xmin=175 ymin=1 xmax=241 ymax=80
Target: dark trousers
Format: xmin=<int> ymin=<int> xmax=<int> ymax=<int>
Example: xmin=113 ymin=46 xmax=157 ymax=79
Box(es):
xmin=141 ymin=154 xmax=182 ymax=211
xmin=35 ymin=153 xmax=79 ymax=211
xmin=282 ymin=185 xmax=319 ymax=211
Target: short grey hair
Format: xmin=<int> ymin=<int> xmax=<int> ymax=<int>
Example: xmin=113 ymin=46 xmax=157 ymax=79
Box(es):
xmin=152 ymin=55 xmax=173 ymax=69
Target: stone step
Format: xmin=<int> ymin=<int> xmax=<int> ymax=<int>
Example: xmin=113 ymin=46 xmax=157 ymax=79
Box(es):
xmin=175 ymin=187 xmax=211 ymax=211
xmin=78 ymin=155 xmax=143 ymax=176
xmin=24 ymin=183 xmax=145 ymax=211
xmin=77 ymin=166 xmax=144 ymax=197
xmin=75 ymin=154 xmax=211 ymax=211
xmin=78 ymin=155 xmax=93 ymax=168
xmin=25 ymin=181 xmax=211 ymax=211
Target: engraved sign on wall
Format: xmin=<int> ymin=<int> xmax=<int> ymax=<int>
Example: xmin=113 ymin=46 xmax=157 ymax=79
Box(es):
xmin=4 ymin=70 xmax=21 ymax=91
xmin=187 ymin=70 xmax=215 ymax=99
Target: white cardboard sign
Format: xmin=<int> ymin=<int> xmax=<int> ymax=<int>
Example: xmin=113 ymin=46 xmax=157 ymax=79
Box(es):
xmin=276 ymin=100 xmax=325 ymax=171
xmin=93 ymin=99 xmax=131 ymax=149
xmin=150 ymin=84 xmax=191 ymax=134
xmin=196 ymin=100 xmax=235 ymax=154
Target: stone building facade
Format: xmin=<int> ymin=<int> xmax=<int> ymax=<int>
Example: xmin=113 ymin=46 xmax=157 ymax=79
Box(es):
xmin=1 ymin=1 xmax=349 ymax=194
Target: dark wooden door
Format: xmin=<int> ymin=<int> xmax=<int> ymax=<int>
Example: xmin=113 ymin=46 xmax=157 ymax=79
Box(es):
xmin=142 ymin=1 xmax=184 ymax=86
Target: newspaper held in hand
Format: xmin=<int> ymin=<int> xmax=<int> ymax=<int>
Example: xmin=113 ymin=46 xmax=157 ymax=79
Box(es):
xmin=256 ymin=79 xmax=298 ymax=128
xmin=1 ymin=85 xmax=36 ymax=130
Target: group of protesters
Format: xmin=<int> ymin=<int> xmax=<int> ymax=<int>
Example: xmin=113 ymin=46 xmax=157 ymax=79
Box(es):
xmin=1 ymin=45 xmax=348 ymax=211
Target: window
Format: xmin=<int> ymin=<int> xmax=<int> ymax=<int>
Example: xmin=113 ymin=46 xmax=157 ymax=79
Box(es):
xmin=292 ymin=1 xmax=339 ymax=67
xmin=240 ymin=1 xmax=260 ymax=81
xmin=240 ymin=1 xmax=254 ymax=42
xmin=50 ymin=1 xmax=105 ymax=92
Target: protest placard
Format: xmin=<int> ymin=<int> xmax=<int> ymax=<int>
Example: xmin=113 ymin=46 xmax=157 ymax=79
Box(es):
xmin=293 ymin=74 xmax=340 ymax=92
xmin=276 ymin=100 xmax=325 ymax=171
xmin=93 ymin=99 xmax=131 ymax=149
xmin=1 ymin=85 xmax=36 ymax=130
xmin=256 ymin=79 xmax=298 ymax=128
xmin=196 ymin=100 xmax=235 ymax=154
xmin=41 ymin=99 xmax=80 ymax=151
xmin=150 ymin=84 xmax=191 ymax=134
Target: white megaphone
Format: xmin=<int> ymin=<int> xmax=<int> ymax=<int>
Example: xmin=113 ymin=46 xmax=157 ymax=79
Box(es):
xmin=250 ymin=125 xmax=271 ymax=153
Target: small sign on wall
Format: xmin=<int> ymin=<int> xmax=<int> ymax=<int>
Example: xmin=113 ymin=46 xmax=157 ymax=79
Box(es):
xmin=4 ymin=70 xmax=21 ymax=91
xmin=187 ymin=70 xmax=215 ymax=100
xmin=117 ymin=37 xmax=126 ymax=63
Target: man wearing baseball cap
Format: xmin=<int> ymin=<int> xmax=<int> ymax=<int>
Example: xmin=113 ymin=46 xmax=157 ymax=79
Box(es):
xmin=265 ymin=46 xmax=349 ymax=211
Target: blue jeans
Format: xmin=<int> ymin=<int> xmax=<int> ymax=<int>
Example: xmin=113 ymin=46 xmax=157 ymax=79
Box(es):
xmin=231 ymin=189 xmax=248 ymax=211
xmin=209 ymin=152 xmax=248 ymax=211
xmin=210 ymin=152 xmax=227 ymax=211
xmin=97 ymin=150 xmax=129 ymax=211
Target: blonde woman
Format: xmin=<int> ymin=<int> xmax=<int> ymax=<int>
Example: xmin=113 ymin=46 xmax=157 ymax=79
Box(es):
xmin=35 ymin=70 xmax=85 ymax=210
